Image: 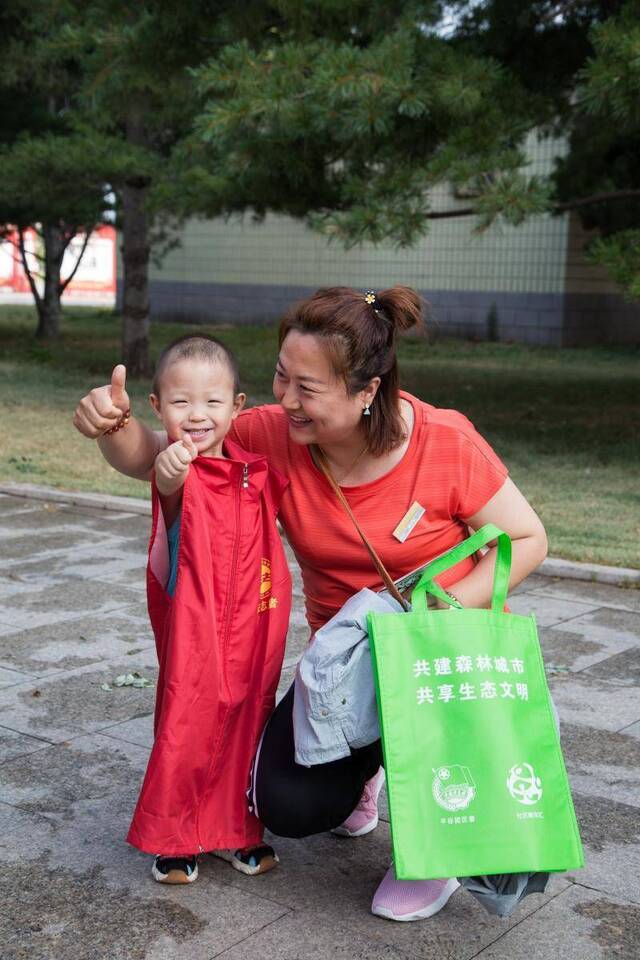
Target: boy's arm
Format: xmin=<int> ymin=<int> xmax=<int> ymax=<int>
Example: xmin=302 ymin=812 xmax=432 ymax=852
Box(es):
xmin=73 ymin=365 xmax=167 ymax=481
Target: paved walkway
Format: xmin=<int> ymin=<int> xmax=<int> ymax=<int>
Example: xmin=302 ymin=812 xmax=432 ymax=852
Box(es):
xmin=1 ymin=492 xmax=639 ymax=960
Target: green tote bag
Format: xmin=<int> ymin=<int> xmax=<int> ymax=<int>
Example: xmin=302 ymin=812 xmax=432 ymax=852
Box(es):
xmin=368 ymin=524 xmax=584 ymax=881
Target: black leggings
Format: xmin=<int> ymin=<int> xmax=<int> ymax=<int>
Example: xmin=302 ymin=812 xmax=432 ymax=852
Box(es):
xmin=254 ymin=684 xmax=383 ymax=838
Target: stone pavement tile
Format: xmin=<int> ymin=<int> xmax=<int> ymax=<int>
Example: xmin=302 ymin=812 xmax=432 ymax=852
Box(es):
xmin=0 ymin=496 xmax=146 ymax=533
xmin=209 ymin=824 xmax=569 ymax=958
xmin=0 ymin=798 xmax=50 ymax=838
xmin=286 ymin=608 xmax=311 ymax=657
xmin=1 ymin=527 xmax=107 ymax=562
xmin=114 ymin=593 xmax=150 ymax=622
xmin=569 ymin=791 xmax=640 ymax=905
xmin=0 ymin=579 xmax=142 ymax=634
xmin=0 ymin=497 xmax=42 ymax=517
xmin=1 ymin=813 xmax=289 ymax=960
xmin=61 ymin=542 xmax=148 ymax=582
xmin=0 ymin=723 xmax=49 ymax=763
xmin=551 ymin=605 xmax=640 ymax=647
xmin=0 ymin=572 xmax=63 ymax=601
xmin=0 ymin=732 xmax=148 ymax=817
xmin=548 ymin=674 xmax=640 ymax=732
xmin=0 ymin=650 xmax=158 ymax=742
xmin=510 ymin=573 xmax=552 ymax=595
xmin=3 ymin=539 xmax=148 ymax=582
xmin=276 ymin=663 xmax=297 ymax=701
xmin=530 ymin=579 xmax=640 ymax=614
xmin=0 ymin=507 xmax=89 ymax=536
xmin=3 ymin=528 xmax=147 ymax=580
xmin=0 ymin=606 xmax=154 ymax=677
xmin=623 ymin=720 xmax=640 ymax=740
xmin=472 ymin=883 xmax=639 ymax=959
xmin=101 ymin=713 xmax=154 ymax=750
xmin=0 ymin=665 xmax=35 ymax=687
xmin=562 ymin=723 xmax=640 ymax=808
xmin=584 ymin=647 xmax=640 ymax=686
xmin=539 ymin=626 xmax=636 ymax=675
xmin=213 ymin=868 xmax=569 ymax=960
xmin=507 ymin=592 xmax=601 ymax=628
xmin=210 ymin=908 xmax=427 ymax=960
xmin=58 ymin=504 xmax=149 ymax=534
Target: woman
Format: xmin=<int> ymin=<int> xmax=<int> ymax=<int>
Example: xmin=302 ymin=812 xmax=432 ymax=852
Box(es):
xmin=73 ymin=285 xmax=547 ymax=921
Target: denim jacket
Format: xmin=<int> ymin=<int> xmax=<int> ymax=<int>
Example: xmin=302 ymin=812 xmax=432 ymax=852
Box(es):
xmin=293 ymin=589 xmax=404 ymax=766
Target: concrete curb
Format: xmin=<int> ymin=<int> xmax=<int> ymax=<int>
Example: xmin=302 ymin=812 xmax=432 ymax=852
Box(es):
xmin=0 ymin=482 xmax=151 ymax=516
xmin=1 ymin=482 xmax=638 ymax=586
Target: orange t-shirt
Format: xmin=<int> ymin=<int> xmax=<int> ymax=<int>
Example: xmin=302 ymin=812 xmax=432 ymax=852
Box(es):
xmin=229 ymin=391 xmax=508 ymax=633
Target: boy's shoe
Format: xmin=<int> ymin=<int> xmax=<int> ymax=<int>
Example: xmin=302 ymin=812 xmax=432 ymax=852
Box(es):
xmin=332 ymin=767 xmax=385 ymax=838
xmin=212 ymin=844 xmax=279 ymax=876
xmin=152 ymin=854 xmax=198 ymax=885
xmin=371 ymin=867 xmax=459 ymax=921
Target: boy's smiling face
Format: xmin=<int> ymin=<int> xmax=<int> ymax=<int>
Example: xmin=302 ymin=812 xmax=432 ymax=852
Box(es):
xmin=149 ymin=358 xmax=245 ymax=458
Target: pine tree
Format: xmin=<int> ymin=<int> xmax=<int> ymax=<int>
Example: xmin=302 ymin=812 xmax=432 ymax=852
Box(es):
xmin=192 ymin=1 xmax=640 ymax=299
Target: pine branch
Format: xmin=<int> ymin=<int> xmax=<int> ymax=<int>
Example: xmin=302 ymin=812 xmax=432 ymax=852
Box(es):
xmin=425 ymin=189 xmax=640 ymax=221
xmin=555 ymin=190 xmax=640 ymax=211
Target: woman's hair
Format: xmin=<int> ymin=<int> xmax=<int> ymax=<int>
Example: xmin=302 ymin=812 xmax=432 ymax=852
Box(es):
xmin=279 ymin=286 xmax=424 ymax=456
xmin=152 ymin=334 xmax=240 ymax=396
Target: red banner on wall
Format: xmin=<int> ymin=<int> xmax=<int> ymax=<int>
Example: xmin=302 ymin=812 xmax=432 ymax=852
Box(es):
xmin=0 ymin=226 xmax=116 ymax=304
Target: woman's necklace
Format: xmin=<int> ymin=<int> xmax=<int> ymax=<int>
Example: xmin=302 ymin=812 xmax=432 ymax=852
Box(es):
xmin=317 ymin=442 xmax=369 ymax=485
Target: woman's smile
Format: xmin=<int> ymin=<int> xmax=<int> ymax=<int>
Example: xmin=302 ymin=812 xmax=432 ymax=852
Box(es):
xmin=287 ymin=413 xmax=313 ymax=429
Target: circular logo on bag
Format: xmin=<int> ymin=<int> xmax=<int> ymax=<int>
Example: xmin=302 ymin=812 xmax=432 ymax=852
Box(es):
xmin=506 ymin=762 xmax=543 ymax=805
xmin=432 ymin=765 xmax=476 ymax=812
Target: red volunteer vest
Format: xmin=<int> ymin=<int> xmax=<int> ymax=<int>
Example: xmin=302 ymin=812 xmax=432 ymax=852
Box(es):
xmin=127 ymin=440 xmax=291 ymax=855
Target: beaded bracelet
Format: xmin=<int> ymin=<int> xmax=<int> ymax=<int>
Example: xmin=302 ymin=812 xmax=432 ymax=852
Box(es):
xmin=102 ymin=409 xmax=131 ymax=437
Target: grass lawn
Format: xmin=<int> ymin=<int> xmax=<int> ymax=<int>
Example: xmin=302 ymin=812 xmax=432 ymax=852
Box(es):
xmin=1 ymin=305 xmax=638 ymax=568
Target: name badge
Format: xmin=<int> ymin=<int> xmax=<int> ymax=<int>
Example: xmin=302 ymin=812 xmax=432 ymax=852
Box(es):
xmin=393 ymin=501 xmax=426 ymax=543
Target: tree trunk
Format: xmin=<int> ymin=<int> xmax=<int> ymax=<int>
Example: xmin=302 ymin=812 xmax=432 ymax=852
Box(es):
xmin=121 ymin=106 xmax=151 ymax=377
xmin=36 ymin=223 xmax=66 ymax=339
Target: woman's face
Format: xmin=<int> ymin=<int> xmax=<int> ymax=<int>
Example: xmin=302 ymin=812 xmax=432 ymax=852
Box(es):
xmin=273 ymin=330 xmax=377 ymax=447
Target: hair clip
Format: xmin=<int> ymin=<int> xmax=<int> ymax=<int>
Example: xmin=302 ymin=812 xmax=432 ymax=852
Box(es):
xmin=364 ymin=290 xmax=376 ymax=305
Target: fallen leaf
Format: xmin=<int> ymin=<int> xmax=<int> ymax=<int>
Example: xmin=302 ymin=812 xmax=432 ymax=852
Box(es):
xmin=111 ymin=672 xmax=152 ymax=689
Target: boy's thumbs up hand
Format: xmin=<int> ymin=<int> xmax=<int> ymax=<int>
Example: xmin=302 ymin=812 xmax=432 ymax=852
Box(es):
xmin=154 ymin=437 xmax=198 ymax=496
xmin=180 ymin=433 xmax=199 ymax=461
xmin=73 ymin=364 xmax=131 ymax=439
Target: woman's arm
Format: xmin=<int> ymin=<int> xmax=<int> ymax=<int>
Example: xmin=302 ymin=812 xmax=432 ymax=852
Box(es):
xmin=446 ymin=478 xmax=548 ymax=608
xmin=72 ymin=365 xmax=168 ymax=481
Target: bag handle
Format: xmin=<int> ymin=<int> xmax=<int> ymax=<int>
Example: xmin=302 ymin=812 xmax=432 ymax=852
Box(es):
xmin=312 ymin=445 xmax=410 ymax=610
xmin=411 ymin=523 xmax=512 ymax=614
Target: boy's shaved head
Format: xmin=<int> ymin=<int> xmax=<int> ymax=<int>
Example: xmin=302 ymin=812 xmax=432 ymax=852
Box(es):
xmin=152 ymin=335 xmax=240 ymax=396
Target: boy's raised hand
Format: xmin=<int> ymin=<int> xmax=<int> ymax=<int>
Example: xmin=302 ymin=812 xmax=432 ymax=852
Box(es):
xmin=73 ymin=365 xmax=131 ymax=438
xmin=154 ymin=435 xmax=198 ymax=495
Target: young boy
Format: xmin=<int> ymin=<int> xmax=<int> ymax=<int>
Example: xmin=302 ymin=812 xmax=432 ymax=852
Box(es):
xmin=125 ymin=335 xmax=291 ymax=884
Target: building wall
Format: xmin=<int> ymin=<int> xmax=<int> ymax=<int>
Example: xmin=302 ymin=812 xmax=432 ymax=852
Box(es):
xmin=139 ymin=132 xmax=639 ymax=346
xmin=562 ymin=214 xmax=639 ymax=345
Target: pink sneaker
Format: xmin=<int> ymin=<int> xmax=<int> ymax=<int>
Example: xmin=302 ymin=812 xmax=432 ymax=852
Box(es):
xmin=332 ymin=767 xmax=386 ymax=838
xmin=371 ymin=867 xmax=460 ymax=921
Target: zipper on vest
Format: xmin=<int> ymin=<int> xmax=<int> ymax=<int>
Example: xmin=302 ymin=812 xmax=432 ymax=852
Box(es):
xmin=194 ymin=461 xmax=245 ymax=853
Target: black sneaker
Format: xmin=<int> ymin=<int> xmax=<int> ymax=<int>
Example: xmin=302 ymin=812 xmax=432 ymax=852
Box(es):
xmin=152 ymin=854 xmax=198 ymax=884
xmin=211 ymin=844 xmax=279 ymax=876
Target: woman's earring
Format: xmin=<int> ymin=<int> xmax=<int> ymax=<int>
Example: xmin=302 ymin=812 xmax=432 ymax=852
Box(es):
xmin=363 ymin=403 xmax=371 ymax=416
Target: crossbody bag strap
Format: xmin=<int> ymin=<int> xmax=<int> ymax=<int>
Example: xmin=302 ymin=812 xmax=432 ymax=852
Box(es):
xmin=312 ymin=445 xmax=410 ymax=610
